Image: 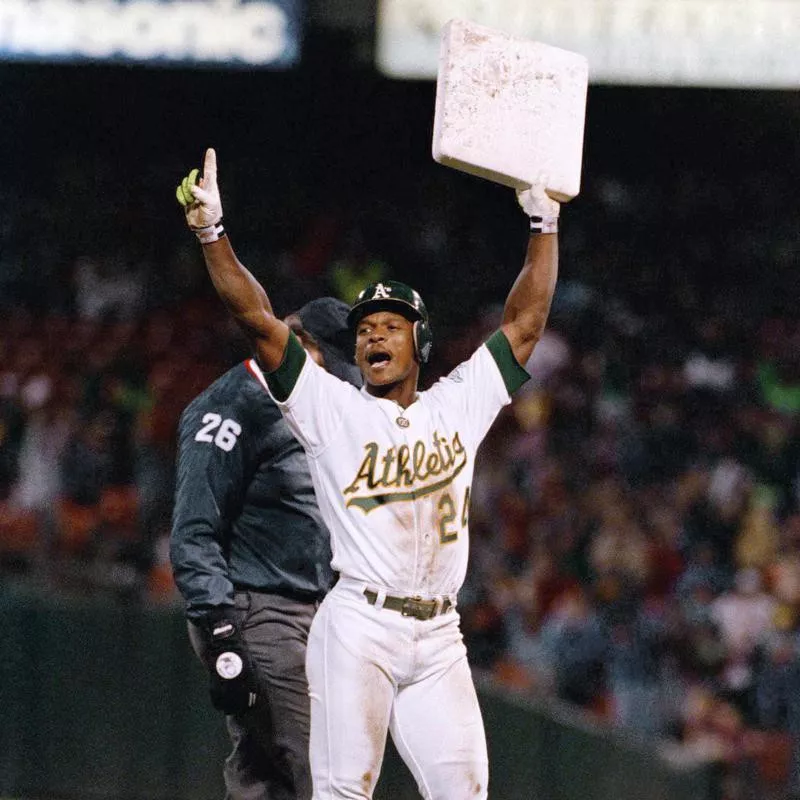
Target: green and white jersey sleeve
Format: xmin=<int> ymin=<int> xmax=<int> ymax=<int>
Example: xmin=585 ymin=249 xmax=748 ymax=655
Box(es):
xmin=424 ymin=329 xmax=529 ymax=452
xmin=252 ymin=332 xmax=358 ymax=456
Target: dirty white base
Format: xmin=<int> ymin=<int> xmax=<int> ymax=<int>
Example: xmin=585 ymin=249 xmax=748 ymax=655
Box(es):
xmin=432 ymin=18 xmax=589 ymax=202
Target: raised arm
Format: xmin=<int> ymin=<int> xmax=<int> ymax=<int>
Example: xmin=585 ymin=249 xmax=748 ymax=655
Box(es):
xmin=500 ymin=185 xmax=560 ymax=367
xmin=176 ymin=148 xmax=289 ymax=371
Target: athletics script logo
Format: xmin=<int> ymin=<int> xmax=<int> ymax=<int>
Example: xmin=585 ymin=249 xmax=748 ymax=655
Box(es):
xmin=343 ymin=431 xmax=467 ymax=513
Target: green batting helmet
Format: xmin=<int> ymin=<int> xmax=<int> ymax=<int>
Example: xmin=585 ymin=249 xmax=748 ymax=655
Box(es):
xmin=347 ymin=280 xmax=433 ymax=364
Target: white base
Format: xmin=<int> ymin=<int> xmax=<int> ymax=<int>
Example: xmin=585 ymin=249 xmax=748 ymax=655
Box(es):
xmin=432 ymin=18 xmax=589 ymax=202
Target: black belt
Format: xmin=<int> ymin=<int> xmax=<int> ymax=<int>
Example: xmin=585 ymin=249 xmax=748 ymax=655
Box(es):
xmin=363 ymin=589 xmax=453 ymax=621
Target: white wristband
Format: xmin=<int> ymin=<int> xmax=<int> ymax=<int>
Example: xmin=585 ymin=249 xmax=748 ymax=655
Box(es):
xmin=529 ymin=215 xmax=558 ymax=235
xmin=193 ymin=221 xmax=226 ymax=245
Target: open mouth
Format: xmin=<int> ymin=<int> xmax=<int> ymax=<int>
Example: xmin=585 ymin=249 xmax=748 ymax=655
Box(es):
xmin=367 ymin=351 xmax=391 ymax=366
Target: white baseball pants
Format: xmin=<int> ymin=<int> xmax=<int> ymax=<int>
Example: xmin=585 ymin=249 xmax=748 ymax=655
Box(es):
xmin=306 ymin=579 xmax=489 ymax=799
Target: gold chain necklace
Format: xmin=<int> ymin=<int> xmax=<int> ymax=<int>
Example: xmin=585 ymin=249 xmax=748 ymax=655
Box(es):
xmin=395 ymin=405 xmax=410 ymax=428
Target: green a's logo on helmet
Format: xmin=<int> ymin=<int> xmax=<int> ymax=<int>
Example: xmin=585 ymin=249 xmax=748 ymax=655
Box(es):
xmin=347 ymin=280 xmax=433 ymax=364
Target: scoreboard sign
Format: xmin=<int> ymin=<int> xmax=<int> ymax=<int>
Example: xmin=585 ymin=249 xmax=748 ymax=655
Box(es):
xmin=378 ymin=0 xmax=800 ymax=88
xmin=0 ymin=0 xmax=303 ymax=67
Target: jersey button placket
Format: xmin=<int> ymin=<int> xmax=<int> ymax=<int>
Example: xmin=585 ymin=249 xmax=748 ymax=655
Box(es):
xmin=400 ymin=409 xmax=424 ymax=593
xmin=416 ymin=421 xmax=435 ymax=596
xmin=420 ymin=495 xmax=436 ymax=594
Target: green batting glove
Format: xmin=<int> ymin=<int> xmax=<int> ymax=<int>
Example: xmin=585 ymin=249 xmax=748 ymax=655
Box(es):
xmin=176 ymin=149 xmax=224 ymax=241
xmin=176 ymin=168 xmax=200 ymax=207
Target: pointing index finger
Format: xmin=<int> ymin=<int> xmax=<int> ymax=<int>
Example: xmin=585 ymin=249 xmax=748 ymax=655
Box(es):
xmin=203 ymin=148 xmax=217 ymax=185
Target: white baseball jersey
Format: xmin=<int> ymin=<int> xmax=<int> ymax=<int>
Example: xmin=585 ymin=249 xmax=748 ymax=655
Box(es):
xmin=251 ymin=330 xmax=529 ymax=597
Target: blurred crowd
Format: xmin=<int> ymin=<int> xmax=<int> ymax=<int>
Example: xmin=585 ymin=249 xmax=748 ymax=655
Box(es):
xmin=460 ymin=291 xmax=800 ymax=800
xmin=2 ymin=84 xmax=800 ymax=800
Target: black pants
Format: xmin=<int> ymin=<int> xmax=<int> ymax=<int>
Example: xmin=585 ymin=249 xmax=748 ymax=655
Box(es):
xmin=189 ymin=591 xmax=319 ymax=800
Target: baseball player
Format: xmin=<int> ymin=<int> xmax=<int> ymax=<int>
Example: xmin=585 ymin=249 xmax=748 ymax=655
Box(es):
xmin=176 ymin=148 xmax=559 ymax=800
xmin=170 ymin=297 xmax=361 ymax=800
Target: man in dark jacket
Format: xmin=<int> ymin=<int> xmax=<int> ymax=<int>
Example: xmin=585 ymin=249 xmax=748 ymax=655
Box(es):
xmin=170 ymin=297 xmax=361 ymax=800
